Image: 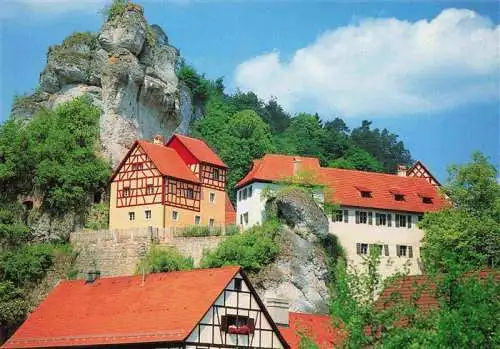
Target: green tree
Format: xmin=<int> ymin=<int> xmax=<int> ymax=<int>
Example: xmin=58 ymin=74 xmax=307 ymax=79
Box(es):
xmin=328 ymin=147 xmax=383 ymax=172
xmin=136 ymin=246 xmax=194 ymax=274
xmin=351 ymin=120 xmax=412 ymax=173
xmin=420 ymin=152 xmax=500 ymax=273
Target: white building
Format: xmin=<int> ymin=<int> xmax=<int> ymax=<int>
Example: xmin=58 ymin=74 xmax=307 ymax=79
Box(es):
xmin=235 ymin=155 xmax=447 ymax=278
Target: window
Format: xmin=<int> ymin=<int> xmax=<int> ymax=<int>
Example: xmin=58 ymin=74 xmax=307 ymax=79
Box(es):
xmin=368 ymin=212 xmax=373 ymax=225
xmin=361 ymin=191 xmax=372 ymax=198
xmin=396 ymin=245 xmax=413 ymax=258
xmin=145 ymin=210 xmax=151 ymax=219
xmin=376 ymin=213 xmax=387 ymax=226
xmin=221 ymin=315 xmax=255 ymax=335
xmin=407 ymin=215 xmax=412 ymax=228
xmin=238 ymin=190 xmax=242 ymax=201
xmin=185 ymin=188 xmax=194 ymax=199
xmin=395 ymin=214 xmax=406 ymax=227
xmin=240 ymin=214 xmax=243 ymax=225
xmin=128 ymin=212 xmax=135 ymax=221
xmin=395 ymin=194 xmax=405 ymax=201
xmin=172 ymin=211 xmax=178 ymax=221
xmin=248 ymin=185 xmax=253 ymax=197
xmin=343 ymin=210 xmax=349 ymax=223
xmin=213 ymin=168 xmax=220 ymax=180
xmin=243 ymin=188 xmax=247 ymax=200
xmin=123 ymin=187 xmax=130 ymax=197
xmin=234 ymin=278 xmax=242 ymax=291
xmin=243 ymin=213 xmax=249 ymax=224
xmin=387 ymin=214 xmax=392 ymax=227
xmin=146 ymin=185 xmax=154 ymax=195
xmin=132 ymin=163 xmax=143 ymax=171
xmin=418 ymin=215 xmax=424 ymax=222
xmin=357 ymin=243 xmax=368 ymax=255
xmin=333 ymin=210 xmax=343 ymax=222
xmin=209 ymin=192 xmax=215 ymax=203
xmin=195 ymin=216 xmax=201 ymax=225
xmin=422 ymin=197 xmax=433 ymax=204
xmin=209 ymin=218 xmax=215 ymax=227
xmin=356 ymin=211 xmax=368 ymax=224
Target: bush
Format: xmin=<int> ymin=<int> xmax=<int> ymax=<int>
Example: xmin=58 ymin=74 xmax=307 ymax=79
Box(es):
xmin=0 ymin=281 xmax=27 ymax=329
xmin=200 ymin=223 xmax=281 ymax=273
xmin=136 ymin=246 xmax=194 ymax=274
xmin=177 ymin=63 xmax=211 ymax=104
xmin=225 ymin=224 xmax=240 ymax=236
xmin=0 ymin=244 xmax=55 ymax=287
xmin=84 ymin=203 xmax=109 ymax=230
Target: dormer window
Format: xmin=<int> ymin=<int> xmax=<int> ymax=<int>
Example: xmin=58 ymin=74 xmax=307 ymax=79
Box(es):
xmin=356 ymin=186 xmax=372 ymax=198
xmin=395 ymin=194 xmax=405 ymax=201
xmin=422 ymin=197 xmax=433 ymax=204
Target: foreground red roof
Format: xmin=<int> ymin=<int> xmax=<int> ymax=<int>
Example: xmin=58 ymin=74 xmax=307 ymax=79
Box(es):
xmin=167 ymin=134 xmax=227 ymax=168
xmin=279 ymin=313 xmax=344 ymax=349
xmin=320 ymin=167 xmax=447 ymax=213
xmin=3 ymin=267 xmax=240 ymax=348
xmin=138 ymin=140 xmax=200 ymax=183
xmin=236 ymin=154 xmax=322 ymax=188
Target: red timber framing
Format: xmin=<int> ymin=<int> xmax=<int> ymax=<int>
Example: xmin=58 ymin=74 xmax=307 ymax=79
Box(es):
xmin=115 ymin=146 xmax=163 ymax=208
xmin=200 ymin=163 xmax=227 ymax=191
xmin=407 ymin=161 xmax=440 ymax=186
xmin=165 ymin=177 xmax=201 ymax=211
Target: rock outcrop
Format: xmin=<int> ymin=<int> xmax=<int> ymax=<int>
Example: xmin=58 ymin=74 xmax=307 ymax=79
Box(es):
xmin=12 ymin=5 xmax=201 ymax=167
xmin=253 ymin=188 xmax=333 ymax=313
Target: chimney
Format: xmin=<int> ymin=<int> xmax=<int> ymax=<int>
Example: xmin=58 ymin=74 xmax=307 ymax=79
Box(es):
xmin=153 ymin=135 xmax=164 ymax=144
xmin=292 ymin=157 xmax=302 ymax=176
xmin=85 ymin=270 xmax=101 ymax=284
xmin=266 ymin=298 xmax=290 ymax=326
xmin=397 ymin=164 xmax=408 ymax=177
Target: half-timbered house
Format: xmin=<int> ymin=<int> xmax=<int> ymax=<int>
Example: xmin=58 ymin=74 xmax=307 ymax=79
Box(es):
xmin=109 ymin=134 xmax=234 ymax=229
xmin=2 ymin=267 xmax=289 ymax=349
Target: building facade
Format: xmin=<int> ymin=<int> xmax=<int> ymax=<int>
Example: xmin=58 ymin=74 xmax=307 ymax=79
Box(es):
xmin=109 ymin=134 xmax=235 ymax=230
xmin=235 ymin=154 xmax=447 ymax=278
xmin=2 ymin=267 xmax=289 ymax=349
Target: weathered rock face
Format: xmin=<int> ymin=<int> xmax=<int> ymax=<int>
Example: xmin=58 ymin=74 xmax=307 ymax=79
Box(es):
xmin=254 ymin=189 xmax=332 ymax=313
xmin=12 ymin=7 xmax=198 ymax=168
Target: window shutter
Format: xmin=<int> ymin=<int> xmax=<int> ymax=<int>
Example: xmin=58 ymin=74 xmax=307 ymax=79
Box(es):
xmin=368 ymin=212 xmax=373 ymax=225
xmin=355 ymin=211 xmax=360 ymax=224
xmin=384 ymin=244 xmax=389 ymax=256
xmin=408 ymin=246 xmax=413 ymax=258
xmin=396 ymin=245 xmax=400 ymax=256
xmin=395 ymin=214 xmax=400 ymax=227
xmin=407 ymin=215 xmax=412 ymax=228
xmin=356 ymin=243 xmax=361 ymax=255
xmin=220 ymin=315 xmax=228 ymax=331
xmin=388 ymin=214 xmax=392 ymax=227
xmin=344 ymin=210 xmax=349 ymax=223
xmin=248 ymin=318 xmax=255 ymax=333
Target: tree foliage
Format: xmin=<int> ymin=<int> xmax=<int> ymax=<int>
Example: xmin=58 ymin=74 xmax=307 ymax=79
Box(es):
xmin=136 ymin=246 xmax=194 ymax=274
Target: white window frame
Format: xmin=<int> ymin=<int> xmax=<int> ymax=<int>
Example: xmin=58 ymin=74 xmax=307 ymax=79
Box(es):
xmin=172 ymin=211 xmax=179 ymax=221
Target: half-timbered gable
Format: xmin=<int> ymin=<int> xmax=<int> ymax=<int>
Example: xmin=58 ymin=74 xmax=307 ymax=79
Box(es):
xmin=113 ymin=143 xmax=163 ymax=208
xmin=406 ymin=160 xmax=441 ymax=186
xmin=3 ymin=267 xmax=289 ymax=349
xmin=165 ymin=177 xmax=201 ymax=211
xmin=185 ymin=272 xmax=286 ymax=349
xmin=200 ymin=163 xmax=227 ymax=190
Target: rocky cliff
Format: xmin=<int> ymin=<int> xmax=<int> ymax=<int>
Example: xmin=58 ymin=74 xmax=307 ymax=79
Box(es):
xmin=11 ymin=5 xmax=200 ymax=167
xmin=252 ymin=188 xmax=335 ymax=313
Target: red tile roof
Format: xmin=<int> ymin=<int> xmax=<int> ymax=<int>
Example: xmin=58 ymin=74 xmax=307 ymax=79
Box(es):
xmin=138 ymin=140 xmax=200 ymax=183
xmin=235 ymin=154 xmax=447 ymax=213
xmin=167 ymin=134 xmax=227 ymax=168
xmin=3 ymin=267 xmax=240 ymax=348
xmin=320 ymin=167 xmax=448 ymax=213
xmin=236 ymin=154 xmax=322 ymax=188
xmin=225 ymin=193 xmax=237 ymax=225
xmin=279 ymin=312 xmax=344 ymax=349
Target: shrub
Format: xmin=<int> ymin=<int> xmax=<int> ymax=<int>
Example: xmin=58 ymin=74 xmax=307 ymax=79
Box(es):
xmin=0 ymin=244 xmax=55 ymax=287
xmin=180 ymin=225 xmax=224 ymax=237
xmin=225 ymin=224 xmax=240 ymax=236
xmin=177 ymin=63 xmax=211 ymax=104
xmin=103 ymin=0 xmax=143 ymax=21
xmin=84 ymin=203 xmax=109 ymax=230
xmin=200 ymin=223 xmax=280 ymax=273
xmin=136 ymin=246 xmax=194 ymax=274
xmin=0 ymin=281 xmax=27 ymax=329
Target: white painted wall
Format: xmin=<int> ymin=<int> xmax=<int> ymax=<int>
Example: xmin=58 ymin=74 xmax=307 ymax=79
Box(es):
xmin=236 ymin=182 xmax=275 ymax=228
xmin=330 ymin=207 xmax=424 ymax=278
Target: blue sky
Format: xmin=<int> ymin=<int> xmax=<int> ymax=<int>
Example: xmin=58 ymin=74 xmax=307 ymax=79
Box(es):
xmin=1 ymin=0 xmax=499 ymax=181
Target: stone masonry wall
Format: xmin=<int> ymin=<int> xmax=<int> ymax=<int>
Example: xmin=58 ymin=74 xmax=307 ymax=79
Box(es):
xmin=70 ymin=228 xmax=226 ymax=276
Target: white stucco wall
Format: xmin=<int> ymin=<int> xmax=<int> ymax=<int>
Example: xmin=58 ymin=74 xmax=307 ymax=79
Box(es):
xmin=236 ymin=182 xmax=275 ymax=228
xmin=330 ymin=207 xmax=424 ymax=279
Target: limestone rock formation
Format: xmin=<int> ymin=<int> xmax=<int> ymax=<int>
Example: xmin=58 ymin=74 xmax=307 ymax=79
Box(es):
xmin=253 ymin=188 xmax=332 ymax=313
xmin=12 ymin=6 xmax=200 ymax=167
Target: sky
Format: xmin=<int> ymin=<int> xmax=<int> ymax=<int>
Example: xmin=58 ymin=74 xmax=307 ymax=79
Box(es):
xmin=1 ymin=0 xmax=499 ymax=182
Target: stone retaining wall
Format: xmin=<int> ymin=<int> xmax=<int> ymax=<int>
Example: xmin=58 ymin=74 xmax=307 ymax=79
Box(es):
xmin=70 ymin=228 xmax=226 ymax=276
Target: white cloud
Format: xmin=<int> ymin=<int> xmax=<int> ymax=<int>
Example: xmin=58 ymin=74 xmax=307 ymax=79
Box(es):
xmin=234 ymin=9 xmax=500 ymax=118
